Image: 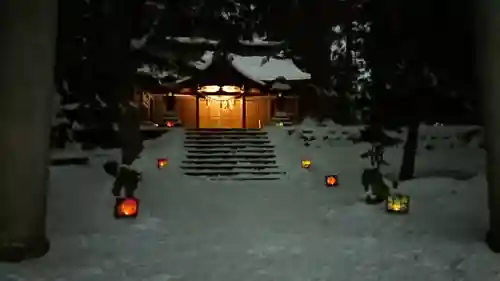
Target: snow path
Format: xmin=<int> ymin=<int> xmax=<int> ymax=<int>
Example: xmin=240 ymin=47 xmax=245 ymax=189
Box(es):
xmin=1 ymin=127 xmax=500 ymax=281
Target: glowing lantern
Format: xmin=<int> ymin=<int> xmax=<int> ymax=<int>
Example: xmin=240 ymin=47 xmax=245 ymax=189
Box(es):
xmin=114 ymin=197 xmax=139 ymax=218
xmin=157 ymin=158 xmax=168 ymax=169
xmin=167 ymin=121 xmax=175 ymax=127
xmin=301 ymin=159 xmax=312 ymax=169
xmin=325 ymin=175 xmax=338 ymax=187
xmin=221 ymin=85 xmax=243 ymax=93
xmin=277 ymin=121 xmax=284 ymax=127
xmin=199 ymin=85 xmax=220 ymax=93
xmin=386 ymin=194 xmax=410 ymax=214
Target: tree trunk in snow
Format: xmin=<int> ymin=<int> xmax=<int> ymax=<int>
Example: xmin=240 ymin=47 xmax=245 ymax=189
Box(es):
xmin=0 ymin=0 xmax=57 ymax=261
xmin=398 ymin=120 xmax=419 ymax=181
xmin=479 ymin=0 xmax=500 ymax=253
xmin=105 ymin=0 xmax=144 ymax=197
xmin=398 ymin=81 xmax=421 ymax=181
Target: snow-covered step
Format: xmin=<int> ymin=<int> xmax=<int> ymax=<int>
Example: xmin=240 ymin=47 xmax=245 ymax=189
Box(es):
xmin=272 ymin=116 xmax=291 ymax=121
xmin=184 ymin=139 xmax=271 ymax=145
xmin=182 ymin=129 xmax=285 ymax=181
xmin=184 ymin=145 xmax=274 ymax=150
xmin=162 ymin=111 xmax=181 ymax=125
xmin=181 ymin=164 xmax=279 ymax=169
xmin=207 ymin=176 xmax=282 ymax=181
xmin=184 ymin=169 xmax=285 ymax=176
xmin=186 ymin=131 xmax=268 ymax=136
xmin=183 ymin=159 xmax=277 ymax=165
xmin=274 ymin=111 xmax=290 ymax=117
xmin=186 ymin=128 xmax=262 ymax=132
xmin=185 ymin=135 xmax=268 ymax=140
xmin=185 ymin=145 xmax=275 ymax=150
xmin=270 ymin=113 xmax=294 ymax=127
xmin=186 ymin=154 xmax=276 ymax=159
xmin=140 ymin=125 xmax=171 ymax=131
xmin=164 ymin=111 xmax=178 ymax=117
xmin=185 ymin=149 xmax=275 ymax=154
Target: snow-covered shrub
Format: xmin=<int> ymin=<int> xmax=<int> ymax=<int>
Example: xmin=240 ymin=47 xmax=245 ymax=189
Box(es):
xmin=51 ymin=81 xmax=81 ymax=149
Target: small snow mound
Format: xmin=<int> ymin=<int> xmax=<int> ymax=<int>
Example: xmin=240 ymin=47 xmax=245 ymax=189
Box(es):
xmin=321 ymin=118 xmax=337 ymax=127
xmin=299 ymin=117 xmax=318 ymax=129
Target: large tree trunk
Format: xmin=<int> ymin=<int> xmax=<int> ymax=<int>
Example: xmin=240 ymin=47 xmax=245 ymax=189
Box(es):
xmin=0 ymin=0 xmax=58 ymax=261
xmin=479 ymin=0 xmax=500 ymax=253
xmin=106 ymin=0 xmax=144 ymax=197
xmin=398 ymin=120 xmax=419 ymax=181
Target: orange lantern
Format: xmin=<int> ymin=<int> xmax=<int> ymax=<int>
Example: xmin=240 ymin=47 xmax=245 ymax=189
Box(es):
xmin=167 ymin=121 xmax=175 ymax=127
xmin=157 ymin=158 xmax=168 ymax=169
xmin=325 ymin=175 xmax=339 ymax=187
xmin=301 ymin=159 xmax=312 ymax=169
xmin=114 ymin=197 xmax=139 ymax=218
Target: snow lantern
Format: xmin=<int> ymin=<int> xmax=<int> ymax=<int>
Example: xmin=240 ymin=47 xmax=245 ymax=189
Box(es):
xmin=301 ymin=159 xmax=312 ymax=169
xmin=157 ymin=158 xmax=168 ymax=169
xmin=114 ymin=197 xmax=139 ymax=218
xmin=325 ymin=175 xmax=338 ymax=187
xmin=386 ymin=194 xmax=410 ymax=214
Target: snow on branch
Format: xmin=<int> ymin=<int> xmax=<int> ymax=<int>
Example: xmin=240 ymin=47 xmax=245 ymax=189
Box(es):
xmin=165 ymin=36 xmax=219 ymax=45
xmin=238 ymin=33 xmax=283 ymax=46
xmin=188 ymin=51 xmax=214 ymax=70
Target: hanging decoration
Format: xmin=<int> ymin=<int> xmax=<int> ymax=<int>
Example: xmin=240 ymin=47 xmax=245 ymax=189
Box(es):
xmin=199 ymin=85 xmax=220 ymax=93
xmin=197 ymin=85 xmax=243 ymax=112
xmin=198 ymin=85 xmax=243 ymax=94
xmin=204 ymin=95 xmax=236 ymax=111
xmin=221 ymin=85 xmax=243 ymax=93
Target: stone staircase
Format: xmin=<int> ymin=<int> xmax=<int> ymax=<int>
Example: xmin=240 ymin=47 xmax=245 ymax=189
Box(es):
xmin=181 ymin=128 xmax=285 ymax=180
xmin=271 ymin=111 xmax=293 ymax=127
xmin=163 ymin=111 xmax=181 ymax=127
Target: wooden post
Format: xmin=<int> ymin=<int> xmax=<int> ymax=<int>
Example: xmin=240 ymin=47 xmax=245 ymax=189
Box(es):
xmin=480 ymin=0 xmax=500 ymax=252
xmin=242 ymin=95 xmax=246 ymax=128
xmin=0 ymin=0 xmax=58 ymax=261
xmin=293 ymin=95 xmax=299 ymax=123
xmin=195 ymin=95 xmax=200 ymax=128
xmin=269 ymin=93 xmax=274 ymax=119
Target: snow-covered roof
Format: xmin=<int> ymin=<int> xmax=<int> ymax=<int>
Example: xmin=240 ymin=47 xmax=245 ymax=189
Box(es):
xmin=136 ymin=64 xmax=189 ymax=83
xmin=137 ymin=64 xmax=176 ymax=79
xmin=144 ymin=0 xmax=165 ymax=9
xmin=137 ymin=50 xmax=212 ymax=81
xmin=165 ymin=36 xmax=219 ymax=45
xmin=188 ymin=51 xmax=214 ymax=70
xmin=229 ymin=54 xmax=311 ymax=82
xmin=238 ymin=33 xmax=283 ymax=47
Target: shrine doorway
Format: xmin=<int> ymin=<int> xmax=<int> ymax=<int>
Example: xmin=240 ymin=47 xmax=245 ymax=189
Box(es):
xmin=198 ymin=96 xmax=243 ymax=128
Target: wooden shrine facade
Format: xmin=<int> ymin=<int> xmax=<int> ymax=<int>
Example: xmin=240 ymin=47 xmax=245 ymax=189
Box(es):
xmin=134 ymin=52 xmax=309 ymax=129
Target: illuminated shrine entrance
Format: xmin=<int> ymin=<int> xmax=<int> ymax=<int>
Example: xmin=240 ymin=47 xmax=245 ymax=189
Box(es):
xmin=198 ymin=94 xmax=244 ymax=128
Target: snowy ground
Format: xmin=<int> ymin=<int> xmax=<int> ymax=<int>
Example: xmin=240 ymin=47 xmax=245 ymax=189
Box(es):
xmin=2 ymin=122 xmax=500 ymax=281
